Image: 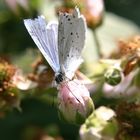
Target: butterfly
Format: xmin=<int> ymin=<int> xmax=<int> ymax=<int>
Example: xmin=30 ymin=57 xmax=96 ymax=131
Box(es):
xmin=24 ymin=7 xmax=93 ymax=124
xmin=24 ymin=7 xmax=86 ymax=86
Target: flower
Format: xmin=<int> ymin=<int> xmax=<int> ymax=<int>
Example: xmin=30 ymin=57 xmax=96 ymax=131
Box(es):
xmin=28 ymin=56 xmax=55 ymax=88
xmin=12 ymin=69 xmax=37 ymax=90
xmin=58 ymin=79 xmax=94 ymax=124
xmin=103 ymin=69 xmax=139 ymax=98
xmin=101 ymin=58 xmax=140 ymax=98
xmin=80 ymin=106 xmax=118 ymax=140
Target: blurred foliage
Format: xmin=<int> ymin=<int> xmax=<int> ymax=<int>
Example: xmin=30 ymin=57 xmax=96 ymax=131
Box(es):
xmin=0 ymin=0 xmax=38 ymax=55
xmin=104 ymin=0 xmax=140 ymax=26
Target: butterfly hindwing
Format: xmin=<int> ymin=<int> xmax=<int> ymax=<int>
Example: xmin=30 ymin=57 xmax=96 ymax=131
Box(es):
xmin=24 ymin=16 xmax=60 ymax=73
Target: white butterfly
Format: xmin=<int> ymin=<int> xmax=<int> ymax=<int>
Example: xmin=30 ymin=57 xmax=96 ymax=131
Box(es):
xmin=24 ymin=7 xmax=86 ymax=85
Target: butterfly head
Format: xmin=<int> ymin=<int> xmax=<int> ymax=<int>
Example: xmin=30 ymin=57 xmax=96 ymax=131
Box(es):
xmin=55 ymin=72 xmax=64 ymax=84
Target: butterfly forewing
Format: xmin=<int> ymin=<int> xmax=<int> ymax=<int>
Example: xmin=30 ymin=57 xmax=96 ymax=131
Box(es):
xmin=24 ymin=16 xmax=60 ymax=73
xmin=58 ymin=8 xmax=86 ymax=79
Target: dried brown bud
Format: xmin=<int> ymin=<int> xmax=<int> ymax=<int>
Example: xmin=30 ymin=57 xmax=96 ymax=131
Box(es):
xmin=118 ymin=36 xmax=140 ymax=75
xmin=28 ymin=56 xmax=54 ymax=88
xmin=119 ymin=36 xmax=140 ymax=56
xmin=0 ymin=59 xmax=20 ymax=111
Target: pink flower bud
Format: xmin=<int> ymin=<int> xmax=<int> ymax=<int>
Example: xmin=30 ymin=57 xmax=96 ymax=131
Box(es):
xmin=83 ymin=0 xmax=104 ymax=28
xmin=58 ymin=79 xmax=94 ymax=124
xmin=5 ymin=0 xmax=29 ymax=13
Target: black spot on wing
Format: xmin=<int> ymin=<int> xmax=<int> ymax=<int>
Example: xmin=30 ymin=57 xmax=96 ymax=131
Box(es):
xmin=76 ymin=32 xmax=79 ymax=38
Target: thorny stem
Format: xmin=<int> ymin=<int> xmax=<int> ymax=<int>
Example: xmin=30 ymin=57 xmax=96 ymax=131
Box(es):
xmin=92 ymin=29 xmax=102 ymax=58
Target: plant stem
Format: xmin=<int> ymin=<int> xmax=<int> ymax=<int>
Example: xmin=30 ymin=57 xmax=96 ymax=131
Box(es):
xmin=92 ymin=29 xmax=102 ymax=58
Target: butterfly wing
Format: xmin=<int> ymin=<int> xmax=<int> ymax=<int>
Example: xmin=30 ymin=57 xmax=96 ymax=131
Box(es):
xmin=24 ymin=16 xmax=60 ymax=73
xmin=58 ymin=8 xmax=86 ymax=79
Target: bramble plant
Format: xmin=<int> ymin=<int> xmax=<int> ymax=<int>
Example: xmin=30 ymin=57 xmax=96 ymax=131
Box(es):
xmin=0 ymin=0 xmax=140 ymax=140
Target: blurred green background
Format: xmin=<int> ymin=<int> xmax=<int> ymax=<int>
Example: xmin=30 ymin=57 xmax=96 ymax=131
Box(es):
xmin=0 ymin=0 xmax=140 ymax=140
